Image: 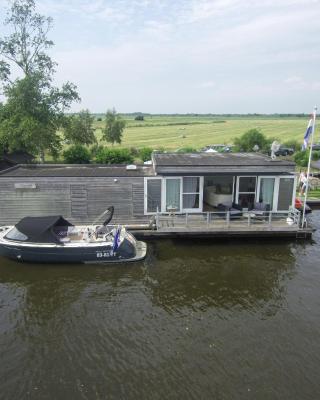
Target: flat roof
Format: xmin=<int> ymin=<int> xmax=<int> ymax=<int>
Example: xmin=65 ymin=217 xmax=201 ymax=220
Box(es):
xmin=152 ymin=152 xmax=295 ymax=175
xmin=0 ymin=164 xmax=155 ymax=178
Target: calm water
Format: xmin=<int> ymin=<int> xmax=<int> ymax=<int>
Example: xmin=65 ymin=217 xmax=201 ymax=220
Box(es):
xmin=1 ymin=213 xmax=320 ymax=400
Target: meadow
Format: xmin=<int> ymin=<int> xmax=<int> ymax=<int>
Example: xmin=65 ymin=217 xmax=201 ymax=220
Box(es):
xmin=93 ymin=115 xmax=310 ymax=150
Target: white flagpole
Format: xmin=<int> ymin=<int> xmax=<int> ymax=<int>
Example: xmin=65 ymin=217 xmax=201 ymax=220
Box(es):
xmin=302 ymin=105 xmax=317 ymax=227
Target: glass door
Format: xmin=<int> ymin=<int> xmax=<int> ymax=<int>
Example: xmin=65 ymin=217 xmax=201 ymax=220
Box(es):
xmin=277 ymin=177 xmax=294 ymax=211
xmin=258 ymin=177 xmax=275 ymax=210
xmin=165 ymin=178 xmax=181 ymax=212
xmin=236 ymin=176 xmax=257 ymax=209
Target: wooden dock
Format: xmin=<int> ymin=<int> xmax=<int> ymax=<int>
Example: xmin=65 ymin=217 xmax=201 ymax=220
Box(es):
xmin=127 ymin=209 xmax=314 ymax=240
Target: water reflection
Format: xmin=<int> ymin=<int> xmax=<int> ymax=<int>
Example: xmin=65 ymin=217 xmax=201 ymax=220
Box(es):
xmin=144 ymin=239 xmax=296 ymax=315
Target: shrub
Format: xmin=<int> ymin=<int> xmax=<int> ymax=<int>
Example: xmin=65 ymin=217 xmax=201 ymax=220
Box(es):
xmin=97 ymin=117 xmax=102 ymax=121
xmin=129 ymin=147 xmax=139 ymax=157
xmin=294 ymin=150 xmax=309 ymax=167
xmin=176 ymin=146 xmax=197 ymax=153
xmin=234 ymin=129 xmax=268 ymax=152
xmin=282 ymin=139 xmax=301 ymax=152
xmin=95 ymin=147 xmax=134 ymax=164
xmin=139 ymin=147 xmax=153 ymax=162
xmin=312 ymin=150 xmax=320 ymax=161
xmin=135 ymin=115 xmax=144 ymax=121
xmin=63 ymin=145 xmax=91 ymax=164
xmin=90 ymin=144 xmax=104 ymax=158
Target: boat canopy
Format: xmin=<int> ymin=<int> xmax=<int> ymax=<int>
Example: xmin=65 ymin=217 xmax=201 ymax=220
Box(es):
xmin=6 ymin=216 xmax=73 ymax=243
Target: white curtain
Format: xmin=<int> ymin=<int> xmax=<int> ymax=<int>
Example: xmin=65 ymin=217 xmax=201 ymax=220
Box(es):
xmin=166 ymin=179 xmax=180 ymax=210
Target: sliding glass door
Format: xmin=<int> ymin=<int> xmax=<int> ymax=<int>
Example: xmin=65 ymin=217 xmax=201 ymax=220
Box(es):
xmin=236 ymin=176 xmax=256 ymax=209
xmin=258 ymin=177 xmax=275 ymax=210
xmin=277 ymin=177 xmax=295 ymax=211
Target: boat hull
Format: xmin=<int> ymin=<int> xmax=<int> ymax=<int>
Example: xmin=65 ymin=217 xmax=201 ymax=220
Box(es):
xmin=0 ymin=238 xmax=147 ymax=264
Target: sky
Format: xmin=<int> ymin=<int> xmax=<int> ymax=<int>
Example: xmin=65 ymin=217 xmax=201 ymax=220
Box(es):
xmin=1 ymin=0 xmax=320 ymax=113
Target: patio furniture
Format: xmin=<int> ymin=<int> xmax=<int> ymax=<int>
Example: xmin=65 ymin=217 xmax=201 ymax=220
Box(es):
xmin=249 ymin=202 xmax=271 ymax=216
xmin=217 ymin=202 xmax=243 ymax=218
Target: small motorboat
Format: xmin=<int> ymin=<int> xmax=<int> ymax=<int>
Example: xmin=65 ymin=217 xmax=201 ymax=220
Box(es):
xmin=0 ymin=207 xmax=147 ymax=264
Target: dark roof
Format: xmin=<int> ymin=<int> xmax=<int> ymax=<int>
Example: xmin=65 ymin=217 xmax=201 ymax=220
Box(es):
xmin=152 ymin=152 xmax=295 ymax=175
xmin=0 ymin=164 xmax=155 ymax=178
xmin=2 ymin=151 xmax=34 ymax=164
xmin=11 ymin=216 xmax=73 ymax=243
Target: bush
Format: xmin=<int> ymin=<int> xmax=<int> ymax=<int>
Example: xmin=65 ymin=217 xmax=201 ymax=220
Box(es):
xmin=97 ymin=117 xmax=102 ymax=121
xmin=135 ymin=115 xmax=144 ymax=121
xmin=63 ymin=145 xmax=91 ymax=164
xmin=234 ymin=129 xmax=268 ymax=152
xmin=90 ymin=144 xmax=104 ymax=158
xmin=95 ymin=147 xmax=134 ymax=164
xmin=312 ymin=150 xmax=320 ymax=161
xmin=282 ymin=139 xmax=301 ymax=152
xmin=139 ymin=147 xmax=153 ymax=162
xmin=294 ymin=150 xmax=309 ymax=167
xmin=129 ymin=147 xmax=139 ymax=157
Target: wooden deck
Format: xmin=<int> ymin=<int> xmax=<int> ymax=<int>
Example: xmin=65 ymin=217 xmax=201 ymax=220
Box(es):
xmin=128 ymin=209 xmax=314 ymax=240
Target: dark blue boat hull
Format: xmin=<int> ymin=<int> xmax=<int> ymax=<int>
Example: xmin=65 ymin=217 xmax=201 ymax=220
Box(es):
xmin=0 ymin=239 xmax=142 ymax=264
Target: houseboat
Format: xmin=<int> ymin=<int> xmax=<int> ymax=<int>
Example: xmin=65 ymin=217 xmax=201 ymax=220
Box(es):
xmin=0 ymin=152 xmax=313 ymax=239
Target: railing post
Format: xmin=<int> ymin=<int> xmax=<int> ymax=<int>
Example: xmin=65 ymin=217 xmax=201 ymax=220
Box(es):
xmin=156 ymin=208 xmax=159 ymax=230
xmin=207 ymin=212 xmax=210 ymax=227
xmin=248 ymin=213 xmax=251 ymax=227
xmin=185 ymin=212 xmax=188 ymax=227
xmin=226 ymin=211 xmax=230 ymax=228
xmin=268 ymin=211 xmax=272 ymax=226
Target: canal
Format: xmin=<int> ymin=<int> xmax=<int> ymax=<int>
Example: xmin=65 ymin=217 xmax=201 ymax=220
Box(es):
xmin=0 ymin=212 xmax=320 ymax=400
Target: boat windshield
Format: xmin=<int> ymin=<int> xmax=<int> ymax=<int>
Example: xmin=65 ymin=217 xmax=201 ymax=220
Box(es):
xmin=5 ymin=227 xmax=28 ymax=241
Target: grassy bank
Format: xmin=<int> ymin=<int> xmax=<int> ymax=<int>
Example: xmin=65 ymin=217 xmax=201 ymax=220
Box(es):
xmin=93 ymin=116 xmax=307 ymax=150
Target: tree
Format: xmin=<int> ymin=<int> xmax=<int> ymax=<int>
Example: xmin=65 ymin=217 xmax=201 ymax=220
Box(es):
xmin=64 ymin=109 xmax=96 ymax=145
xmin=0 ymin=0 xmax=79 ymax=161
xmin=63 ymin=144 xmax=91 ymax=164
xmin=233 ymin=129 xmax=268 ymax=152
xmin=102 ymin=109 xmax=126 ymax=145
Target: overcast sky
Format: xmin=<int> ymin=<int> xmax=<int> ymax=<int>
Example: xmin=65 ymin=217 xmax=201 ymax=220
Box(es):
xmin=1 ymin=0 xmax=320 ymax=113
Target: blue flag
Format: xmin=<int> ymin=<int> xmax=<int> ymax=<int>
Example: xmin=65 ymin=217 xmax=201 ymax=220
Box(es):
xmin=112 ymin=227 xmax=121 ymax=252
xmin=302 ymin=119 xmax=313 ymax=150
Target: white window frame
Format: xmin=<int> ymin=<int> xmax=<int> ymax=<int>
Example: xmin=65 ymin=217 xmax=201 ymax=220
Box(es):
xmin=256 ymin=176 xmax=277 ymax=212
xmin=182 ymin=176 xmax=203 ymax=213
xmin=144 ymin=176 xmax=204 ymax=214
xmin=236 ymin=176 xmax=257 ymax=208
xmin=276 ymin=175 xmax=297 ymax=212
xmin=144 ymin=177 xmax=163 ymax=215
xmin=256 ymin=175 xmax=297 ymax=212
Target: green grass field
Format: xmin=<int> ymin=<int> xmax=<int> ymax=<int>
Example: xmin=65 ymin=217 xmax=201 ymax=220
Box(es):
xmin=93 ymin=115 xmax=309 ymax=150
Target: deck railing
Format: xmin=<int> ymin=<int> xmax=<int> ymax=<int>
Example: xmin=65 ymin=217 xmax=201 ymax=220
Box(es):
xmin=155 ymin=208 xmax=301 ymax=231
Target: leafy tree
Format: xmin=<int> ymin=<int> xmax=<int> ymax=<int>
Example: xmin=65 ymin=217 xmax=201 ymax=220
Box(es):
xmin=233 ymin=129 xmax=268 ymax=152
xmin=63 ymin=144 xmax=91 ymax=164
xmin=64 ymin=109 xmax=96 ymax=145
xmin=139 ymin=147 xmax=153 ymax=162
xmin=102 ymin=109 xmax=126 ymax=145
xmin=95 ymin=147 xmax=133 ymax=164
xmin=0 ymin=0 xmax=79 ymax=161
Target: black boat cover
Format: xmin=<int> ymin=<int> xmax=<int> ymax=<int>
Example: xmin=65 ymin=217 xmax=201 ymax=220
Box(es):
xmin=13 ymin=216 xmax=73 ymax=243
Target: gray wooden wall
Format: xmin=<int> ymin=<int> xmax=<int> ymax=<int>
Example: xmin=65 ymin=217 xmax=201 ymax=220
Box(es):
xmin=0 ymin=176 xmax=148 ymax=225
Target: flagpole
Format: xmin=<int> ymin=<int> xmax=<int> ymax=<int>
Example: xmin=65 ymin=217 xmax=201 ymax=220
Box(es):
xmin=302 ymin=105 xmax=317 ymax=227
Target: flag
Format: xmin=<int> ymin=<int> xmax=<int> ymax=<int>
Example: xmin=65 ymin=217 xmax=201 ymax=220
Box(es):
xmin=302 ymin=118 xmax=313 ymax=150
xmin=112 ymin=227 xmax=121 ymax=252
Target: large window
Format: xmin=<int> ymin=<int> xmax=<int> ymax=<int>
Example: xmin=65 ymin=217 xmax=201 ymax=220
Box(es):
xmin=237 ymin=176 xmax=256 ymax=208
xmin=183 ymin=177 xmax=200 ymax=209
xmin=145 ymin=178 xmax=162 ymax=213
